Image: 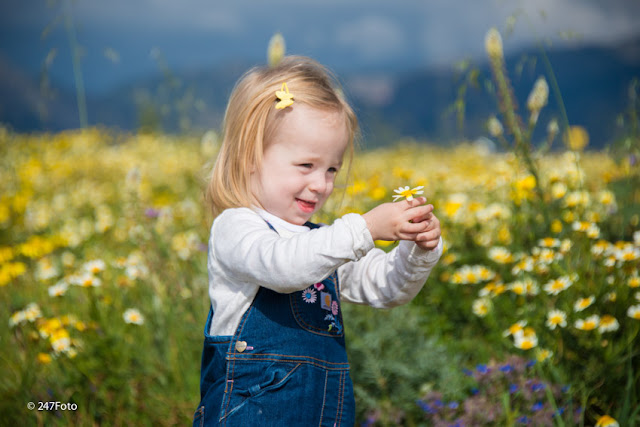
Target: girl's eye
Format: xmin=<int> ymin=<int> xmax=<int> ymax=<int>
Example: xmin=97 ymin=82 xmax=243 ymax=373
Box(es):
xmin=299 ymin=163 xmax=313 ymax=169
xmin=328 ymin=167 xmax=338 ymax=173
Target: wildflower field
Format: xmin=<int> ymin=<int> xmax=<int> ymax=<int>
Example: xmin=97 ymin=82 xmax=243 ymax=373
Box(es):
xmin=1 ymin=122 xmax=639 ymax=426
xmin=3 ymin=23 xmax=640 ymax=426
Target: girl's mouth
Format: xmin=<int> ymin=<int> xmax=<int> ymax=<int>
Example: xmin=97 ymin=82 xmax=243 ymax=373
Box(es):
xmin=296 ymin=198 xmax=316 ymax=213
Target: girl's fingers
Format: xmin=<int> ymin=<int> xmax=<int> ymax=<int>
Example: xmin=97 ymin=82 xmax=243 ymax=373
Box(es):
xmin=416 ymin=239 xmax=439 ymax=250
xmin=398 ymin=232 xmax=419 ymax=241
xmin=405 ymin=204 xmax=433 ymax=221
xmin=407 ymin=197 xmax=427 ymax=207
xmin=415 ymin=229 xmax=441 ymax=242
xmin=411 ymin=212 xmax=433 ymax=224
xmin=402 ymin=221 xmax=429 ymax=234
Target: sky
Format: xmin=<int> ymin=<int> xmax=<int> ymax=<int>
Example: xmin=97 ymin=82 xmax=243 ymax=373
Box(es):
xmin=1 ymin=0 xmax=639 ymax=94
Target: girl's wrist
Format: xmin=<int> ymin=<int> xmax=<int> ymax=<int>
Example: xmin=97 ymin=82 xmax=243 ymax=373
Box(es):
xmin=360 ymin=212 xmax=378 ymax=241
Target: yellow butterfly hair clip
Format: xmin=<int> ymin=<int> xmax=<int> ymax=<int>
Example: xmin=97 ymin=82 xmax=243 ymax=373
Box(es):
xmin=275 ymin=82 xmax=294 ymax=109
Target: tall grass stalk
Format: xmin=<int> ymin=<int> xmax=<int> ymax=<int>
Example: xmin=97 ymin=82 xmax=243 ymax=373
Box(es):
xmin=63 ymin=0 xmax=88 ymax=128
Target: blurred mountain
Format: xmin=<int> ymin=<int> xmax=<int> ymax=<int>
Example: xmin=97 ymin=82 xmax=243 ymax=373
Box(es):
xmin=351 ymin=36 xmax=640 ymax=148
xmin=1 ymin=37 xmax=639 ymax=149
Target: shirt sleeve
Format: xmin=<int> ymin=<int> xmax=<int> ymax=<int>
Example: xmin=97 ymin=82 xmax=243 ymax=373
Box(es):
xmin=210 ymin=208 xmax=375 ymax=293
xmin=338 ymin=237 xmax=443 ymax=308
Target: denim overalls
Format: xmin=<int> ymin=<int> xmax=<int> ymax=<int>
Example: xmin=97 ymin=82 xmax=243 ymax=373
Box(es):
xmin=193 ymin=221 xmax=355 ymax=426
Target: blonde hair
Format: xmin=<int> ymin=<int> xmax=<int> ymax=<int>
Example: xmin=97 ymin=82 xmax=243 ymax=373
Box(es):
xmin=206 ymin=55 xmax=358 ymax=216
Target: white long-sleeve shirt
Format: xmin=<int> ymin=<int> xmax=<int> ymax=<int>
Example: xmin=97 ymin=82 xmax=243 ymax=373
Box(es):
xmin=207 ymin=207 xmax=443 ymax=336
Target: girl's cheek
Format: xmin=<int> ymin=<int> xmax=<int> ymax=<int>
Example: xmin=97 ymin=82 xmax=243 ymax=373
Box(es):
xmin=326 ymin=181 xmax=335 ymax=195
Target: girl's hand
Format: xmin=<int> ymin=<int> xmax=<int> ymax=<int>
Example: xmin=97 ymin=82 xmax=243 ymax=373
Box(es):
xmin=362 ymin=197 xmax=433 ymax=242
xmin=411 ymin=209 xmax=441 ymax=251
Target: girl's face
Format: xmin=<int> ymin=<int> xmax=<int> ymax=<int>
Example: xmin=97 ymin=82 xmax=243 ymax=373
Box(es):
xmin=251 ymin=104 xmax=349 ymax=226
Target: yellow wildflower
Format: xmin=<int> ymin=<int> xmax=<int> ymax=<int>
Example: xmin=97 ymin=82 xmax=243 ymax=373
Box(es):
xmin=535 ymin=348 xmax=553 ymax=362
xmin=628 ymin=305 xmax=640 ymax=320
xmin=392 ymin=185 xmax=424 ymax=202
xmin=19 ymin=235 xmax=58 ymax=259
xmin=508 ymin=280 xmax=525 ymax=295
xmin=123 ymin=308 xmax=145 ymax=325
xmin=346 ymin=179 xmax=366 ymax=196
xmin=586 ymin=223 xmax=600 ymax=239
xmin=546 ymin=309 xmax=567 ymax=330
xmin=591 ymin=240 xmax=611 ymax=257
xmin=443 ymin=194 xmax=466 ymax=218
xmin=575 ymin=315 xmax=600 ymax=331
xmin=565 ymin=191 xmax=590 ymax=208
xmin=48 ymin=280 xmax=69 ymax=297
xmin=488 ymin=247 xmax=513 ymax=264
xmin=0 ymin=262 xmax=28 ymax=286
xmin=497 ymin=225 xmax=511 ymax=244
xmin=392 ymin=167 xmax=413 ymax=180
xmin=627 ymin=274 xmax=640 ymax=288
xmin=512 ymin=175 xmax=536 ymax=203
xmin=441 ymin=253 xmax=457 ymax=266
xmin=38 ymin=317 xmax=64 ymax=339
xmin=598 ymin=190 xmax=616 ymax=207
xmin=574 ymin=296 xmax=595 ymax=312
xmin=83 ymin=259 xmax=106 ymax=274
xmin=616 ymin=245 xmax=640 ymax=262
xmin=37 ymin=353 xmax=53 ymax=364
xmin=514 ymin=327 xmax=538 ymax=350
xmin=368 ymin=186 xmax=387 ymax=201
xmin=572 ymin=221 xmax=590 ymax=232
xmin=551 ymin=182 xmax=567 ymax=200
xmin=564 ymin=126 xmax=589 ymax=151
xmin=472 ymin=298 xmax=491 ymax=317
xmin=0 ymin=246 xmax=14 ymax=263
xmin=538 ymin=237 xmax=560 ymax=248
xmin=50 ymin=328 xmax=71 ymax=353
xmin=503 ymin=320 xmax=527 ymax=337
xmin=543 ymin=276 xmax=574 ymax=295
xmin=70 ymin=272 xmax=101 ymax=288
xmin=598 ymin=315 xmax=619 ymax=333
xmin=595 ymin=415 xmax=619 ymax=427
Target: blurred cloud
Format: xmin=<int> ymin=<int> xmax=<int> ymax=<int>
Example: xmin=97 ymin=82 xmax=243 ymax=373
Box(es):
xmin=336 ymin=15 xmax=406 ymax=60
xmin=0 ymin=0 xmax=638 ymax=92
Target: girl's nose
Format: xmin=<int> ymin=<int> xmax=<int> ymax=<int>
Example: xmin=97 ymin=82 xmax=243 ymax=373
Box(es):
xmin=308 ymin=172 xmax=328 ymax=194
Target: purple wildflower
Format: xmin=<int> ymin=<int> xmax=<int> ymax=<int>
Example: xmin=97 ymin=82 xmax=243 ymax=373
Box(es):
xmin=531 ymin=382 xmax=546 ymax=392
xmin=499 ymin=364 xmax=513 ymax=373
xmin=416 ymin=400 xmax=435 ymax=414
xmin=476 ymin=364 xmax=490 ymax=374
xmin=145 ymin=208 xmax=160 ymax=218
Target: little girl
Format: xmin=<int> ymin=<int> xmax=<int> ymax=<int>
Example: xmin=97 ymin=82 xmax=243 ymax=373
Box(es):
xmin=194 ymin=56 xmax=442 ymax=427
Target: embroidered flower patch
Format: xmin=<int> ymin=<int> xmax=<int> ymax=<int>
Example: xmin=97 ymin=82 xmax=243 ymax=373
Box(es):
xmin=302 ymin=287 xmax=317 ymax=303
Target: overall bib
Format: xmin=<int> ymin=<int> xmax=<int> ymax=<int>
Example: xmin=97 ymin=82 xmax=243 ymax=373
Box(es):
xmin=193 ymin=221 xmax=355 ymax=427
